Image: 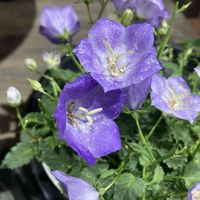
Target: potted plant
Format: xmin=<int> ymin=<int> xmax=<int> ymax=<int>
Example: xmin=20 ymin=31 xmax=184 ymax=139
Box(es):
xmin=2 ymin=0 xmax=200 ymax=199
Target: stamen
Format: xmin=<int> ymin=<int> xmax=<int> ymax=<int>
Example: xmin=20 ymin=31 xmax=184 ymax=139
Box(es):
xmin=103 ymin=40 xmax=115 ymax=57
xmin=88 ymin=108 xmax=103 ymax=115
xmin=103 ymin=40 xmax=134 ymax=78
xmin=78 ymin=107 xmax=103 ymax=126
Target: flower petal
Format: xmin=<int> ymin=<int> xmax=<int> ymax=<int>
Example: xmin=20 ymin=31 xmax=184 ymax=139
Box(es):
xmin=125 ymin=76 xmax=152 ymax=110
xmin=52 ymin=171 xmax=99 ymax=200
xmin=125 ymin=23 xmax=154 ymax=52
xmin=88 ymin=18 xmax=125 ymax=54
xmin=64 ymin=116 xmax=121 ymax=165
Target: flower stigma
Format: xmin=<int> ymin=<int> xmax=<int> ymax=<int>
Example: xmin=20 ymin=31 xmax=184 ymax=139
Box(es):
xmin=103 ymin=40 xmax=134 ymax=78
xmin=66 ymin=101 xmax=103 ymax=127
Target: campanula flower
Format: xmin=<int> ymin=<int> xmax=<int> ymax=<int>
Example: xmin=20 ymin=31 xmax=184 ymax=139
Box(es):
xmin=74 ymin=18 xmax=161 ymax=92
xmin=43 ymin=51 xmax=61 ymax=69
xmin=188 ymin=182 xmax=200 ymax=200
xmin=40 ymin=5 xmax=80 ymax=43
xmin=151 ymin=75 xmax=200 ymax=123
xmin=6 ymin=87 xmax=22 ymax=107
xmin=54 ymin=74 xmax=126 ymax=165
xmin=124 ymin=76 xmax=152 ymax=110
xmin=52 ymin=170 xmax=99 ymax=200
xmin=113 ymin=0 xmax=169 ymax=27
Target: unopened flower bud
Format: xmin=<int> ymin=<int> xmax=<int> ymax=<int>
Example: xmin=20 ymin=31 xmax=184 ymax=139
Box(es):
xmin=194 ymin=66 xmax=200 ymax=77
xmin=25 ymin=58 xmax=38 ymax=71
xmin=158 ymin=20 xmax=169 ymax=35
xmin=120 ymin=9 xmax=134 ymax=26
xmin=43 ymin=51 xmax=61 ymax=69
xmin=27 ymin=79 xmax=45 ymax=93
xmin=6 ymin=87 xmax=22 ymax=107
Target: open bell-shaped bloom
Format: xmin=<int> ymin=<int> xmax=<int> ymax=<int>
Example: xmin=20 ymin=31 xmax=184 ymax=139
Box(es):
xmin=54 ymin=74 xmax=126 ymax=165
xmin=151 ymin=74 xmax=200 ymax=123
xmin=52 ymin=170 xmax=99 ymax=200
xmin=74 ymin=18 xmax=161 ymax=92
xmin=39 ymin=5 xmax=79 ymax=43
xmin=112 ymin=0 xmax=169 ymax=27
xmin=188 ymin=182 xmax=200 ymax=200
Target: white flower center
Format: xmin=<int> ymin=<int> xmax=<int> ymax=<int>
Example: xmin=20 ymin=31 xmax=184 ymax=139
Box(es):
xmin=192 ymin=190 xmax=200 ymax=200
xmin=103 ymin=40 xmax=134 ymax=78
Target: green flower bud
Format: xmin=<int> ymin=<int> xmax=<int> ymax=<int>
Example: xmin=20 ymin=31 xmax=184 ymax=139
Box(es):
xmin=27 ymin=79 xmax=45 ymax=94
xmin=120 ymin=9 xmax=134 ymax=26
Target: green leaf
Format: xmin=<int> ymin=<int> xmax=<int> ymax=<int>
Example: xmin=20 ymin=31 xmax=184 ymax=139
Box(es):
xmin=164 ymin=152 xmax=188 ymax=170
xmin=163 ymin=62 xmax=180 ymax=75
xmin=183 ymin=163 xmax=200 ymax=189
xmin=2 ymin=142 xmax=34 ymax=169
xmin=114 ymin=173 xmax=146 ymax=200
xmin=37 ymin=138 xmax=71 ymax=172
xmin=100 ymin=169 xmax=115 ymax=179
xmin=150 ymin=165 xmax=164 ymax=185
xmin=51 ymin=68 xmax=80 ymax=82
xmin=80 ymin=168 xmax=97 ymax=186
xmin=131 ymin=143 xmax=153 ymax=167
xmin=23 ymin=112 xmax=46 ymax=127
xmin=39 ymin=95 xmax=57 ymax=116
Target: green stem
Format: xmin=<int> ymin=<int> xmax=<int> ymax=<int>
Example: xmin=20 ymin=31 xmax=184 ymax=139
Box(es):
xmin=16 ymin=107 xmax=25 ymax=130
xmin=97 ymin=0 xmax=109 ymax=19
xmin=67 ymin=44 xmax=84 ymax=73
xmin=142 ymin=167 xmax=146 ymax=200
xmin=85 ymin=2 xmax=94 ymax=25
xmin=101 ymin=160 xmax=125 ymax=195
xmin=132 ymin=113 xmax=156 ymax=161
xmin=158 ymin=2 xmax=179 ymax=59
xmin=36 ymin=70 xmax=61 ymax=96
xmin=132 ymin=113 xmax=146 ymax=145
xmin=146 ymin=113 xmax=163 ymax=140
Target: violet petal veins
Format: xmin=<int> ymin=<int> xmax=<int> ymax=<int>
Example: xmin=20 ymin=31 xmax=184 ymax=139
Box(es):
xmin=54 ymin=74 xmax=126 ymax=165
xmin=52 ymin=170 xmax=99 ymax=200
xmin=151 ymin=74 xmax=200 ymax=123
xmin=40 ymin=5 xmax=80 ymax=43
xmin=74 ymin=18 xmax=161 ymax=92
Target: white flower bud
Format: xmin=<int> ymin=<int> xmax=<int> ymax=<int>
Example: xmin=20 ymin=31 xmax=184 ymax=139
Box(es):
xmin=43 ymin=51 xmax=61 ymax=69
xmin=194 ymin=66 xmax=200 ymax=77
xmin=25 ymin=58 xmax=38 ymax=71
xmin=6 ymin=87 xmax=22 ymax=107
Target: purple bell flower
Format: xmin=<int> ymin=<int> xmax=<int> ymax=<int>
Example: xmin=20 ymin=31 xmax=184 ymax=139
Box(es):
xmin=112 ymin=0 xmax=169 ymax=27
xmin=39 ymin=5 xmax=80 ymax=43
xmin=151 ymin=74 xmax=200 ymax=123
xmin=124 ymin=76 xmax=152 ymax=110
xmin=74 ymin=18 xmax=161 ymax=92
xmin=188 ymin=182 xmax=200 ymax=200
xmin=54 ymin=74 xmax=126 ymax=165
xmin=52 ymin=170 xmax=99 ymax=200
